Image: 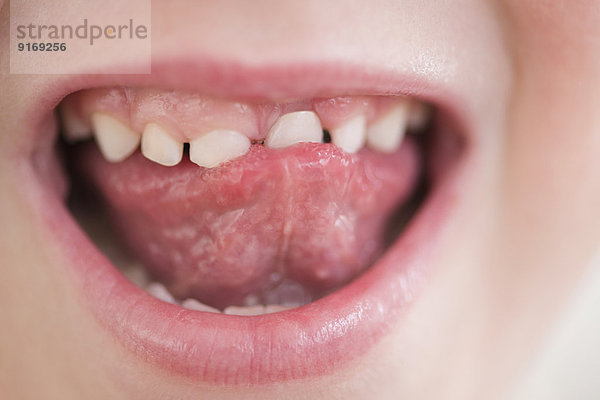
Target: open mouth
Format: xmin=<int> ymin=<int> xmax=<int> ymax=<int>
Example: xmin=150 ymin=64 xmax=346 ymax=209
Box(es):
xmin=18 ymin=63 xmax=469 ymax=384
xmin=63 ymin=87 xmax=431 ymax=312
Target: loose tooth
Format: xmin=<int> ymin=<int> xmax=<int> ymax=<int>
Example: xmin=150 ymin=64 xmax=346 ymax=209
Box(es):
xmin=181 ymin=298 xmax=221 ymax=313
xmin=141 ymin=123 xmax=183 ymax=166
xmin=223 ymin=305 xmax=266 ymax=316
xmin=366 ymin=102 xmax=408 ymax=153
xmin=59 ymin=105 xmax=92 ymax=142
xmin=91 ymin=112 xmax=140 ymax=162
xmin=407 ymin=101 xmax=431 ymax=132
xmin=189 ymin=129 xmax=251 ymax=168
xmin=330 ymin=114 xmax=367 ymax=154
xmin=146 ymin=282 xmax=176 ymax=304
xmin=264 ymin=111 xmax=323 ymax=149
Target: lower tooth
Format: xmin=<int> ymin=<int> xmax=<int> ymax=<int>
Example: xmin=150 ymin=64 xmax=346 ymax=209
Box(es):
xmin=181 ymin=298 xmax=221 ymax=313
xmin=223 ymin=304 xmax=295 ymax=315
xmin=223 ymin=305 xmax=267 ymax=316
xmin=146 ymin=282 xmax=176 ymax=304
xmin=264 ymin=304 xmax=293 ymax=314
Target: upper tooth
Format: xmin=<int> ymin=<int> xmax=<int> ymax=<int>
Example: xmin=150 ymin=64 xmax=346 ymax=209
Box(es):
xmin=189 ymin=129 xmax=251 ymax=168
xmin=366 ymin=102 xmax=408 ymax=153
xmin=59 ymin=105 xmax=92 ymax=142
xmin=141 ymin=123 xmax=183 ymax=166
xmin=264 ymin=111 xmax=323 ymax=149
xmin=330 ymin=114 xmax=367 ymax=154
xmin=91 ymin=112 xmax=140 ymax=162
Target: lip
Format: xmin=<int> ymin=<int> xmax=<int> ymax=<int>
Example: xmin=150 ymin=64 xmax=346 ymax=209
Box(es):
xmin=14 ymin=60 xmax=472 ymax=385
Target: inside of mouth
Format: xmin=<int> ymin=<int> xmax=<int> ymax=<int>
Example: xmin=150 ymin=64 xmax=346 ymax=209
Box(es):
xmin=48 ymin=88 xmax=460 ymax=315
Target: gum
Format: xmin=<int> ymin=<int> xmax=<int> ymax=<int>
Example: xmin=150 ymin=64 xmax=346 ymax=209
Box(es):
xmin=61 ymin=87 xmax=410 ymax=142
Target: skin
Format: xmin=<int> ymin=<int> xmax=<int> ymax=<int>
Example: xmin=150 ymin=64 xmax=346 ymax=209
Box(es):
xmin=1 ymin=0 xmax=600 ymax=398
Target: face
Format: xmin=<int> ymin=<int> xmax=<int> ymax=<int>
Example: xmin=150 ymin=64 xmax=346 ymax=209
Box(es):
xmin=1 ymin=1 xmax=599 ymax=398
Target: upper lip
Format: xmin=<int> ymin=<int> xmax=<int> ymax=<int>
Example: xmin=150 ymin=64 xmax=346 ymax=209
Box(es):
xmin=15 ymin=58 xmax=473 ymax=384
xmin=15 ymin=57 xmax=475 ymax=158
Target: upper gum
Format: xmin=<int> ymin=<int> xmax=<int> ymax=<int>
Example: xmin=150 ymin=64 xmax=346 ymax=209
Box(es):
xmin=63 ymin=88 xmax=414 ymax=143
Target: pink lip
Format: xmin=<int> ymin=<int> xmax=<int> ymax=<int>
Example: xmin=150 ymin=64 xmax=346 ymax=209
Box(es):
xmin=16 ymin=60 xmax=471 ymax=385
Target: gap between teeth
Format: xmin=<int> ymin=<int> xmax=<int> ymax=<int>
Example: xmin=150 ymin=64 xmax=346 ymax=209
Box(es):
xmin=61 ymin=98 xmax=430 ymax=168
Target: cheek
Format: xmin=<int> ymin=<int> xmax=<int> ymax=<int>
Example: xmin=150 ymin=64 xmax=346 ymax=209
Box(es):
xmin=497 ymin=0 xmax=600 ymax=321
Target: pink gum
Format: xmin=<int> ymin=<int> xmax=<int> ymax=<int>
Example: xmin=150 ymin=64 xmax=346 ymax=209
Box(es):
xmin=61 ymin=88 xmax=410 ymax=142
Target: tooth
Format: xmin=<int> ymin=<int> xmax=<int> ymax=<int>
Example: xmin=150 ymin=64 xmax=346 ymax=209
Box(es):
xmin=141 ymin=123 xmax=183 ymax=166
xmin=264 ymin=304 xmax=293 ymax=314
xmin=189 ymin=129 xmax=251 ymax=168
xmin=264 ymin=111 xmax=323 ymax=149
xmin=146 ymin=282 xmax=176 ymax=304
xmin=59 ymin=105 xmax=92 ymax=142
xmin=407 ymin=101 xmax=431 ymax=132
xmin=366 ymin=102 xmax=408 ymax=153
xmin=181 ymin=298 xmax=221 ymax=313
xmin=330 ymin=114 xmax=367 ymax=154
xmin=91 ymin=112 xmax=140 ymax=162
xmin=223 ymin=305 xmax=266 ymax=316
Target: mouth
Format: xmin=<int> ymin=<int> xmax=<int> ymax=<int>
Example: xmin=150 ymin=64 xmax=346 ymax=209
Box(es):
xmin=16 ymin=61 xmax=470 ymax=385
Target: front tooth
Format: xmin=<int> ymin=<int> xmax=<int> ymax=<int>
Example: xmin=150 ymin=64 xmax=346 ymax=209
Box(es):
xmin=223 ymin=305 xmax=266 ymax=316
xmin=330 ymin=114 xmax=367 ymax=154
xmin=91 ymin=112 xmax=140 ymax=162
xmin=141 ymin=123 xmax=183 ymax=166
xmin=181 ymin=298 xmax=221 ymax=313
xmin=146 ymin=282 xmax=176 ymax=304
xmin=264 ymin=304 xmax=293 ymax=314
xmin=59 ymin=104 xmax=92 ymax=142
xmin=189 ymin=129 xmax=251 ymax=168
xmin=366 ymin=102 xmax=408 ymax=153
xmin=264 ymin=111 xmax=323 ymax=149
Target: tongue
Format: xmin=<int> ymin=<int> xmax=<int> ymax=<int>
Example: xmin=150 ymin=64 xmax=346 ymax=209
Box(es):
xmin=74 ymin=141 xmax=419 ymax=308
